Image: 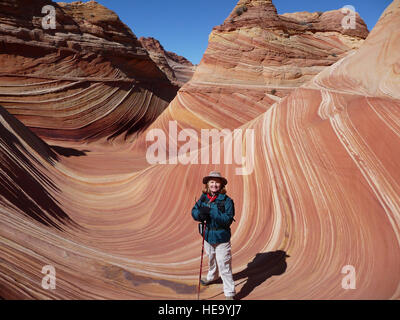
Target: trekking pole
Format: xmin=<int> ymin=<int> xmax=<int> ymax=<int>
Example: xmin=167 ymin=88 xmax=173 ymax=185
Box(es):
xmin=197 ymin=219 xmax=206 ymax=300
xmin=197 ymin=198 xmax=212 ymax=300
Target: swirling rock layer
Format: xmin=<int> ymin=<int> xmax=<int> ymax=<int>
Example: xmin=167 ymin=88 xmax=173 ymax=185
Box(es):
xmin=128 ymin=0 xmax=369 ymax=159
xmin=1 ymin=0 xmax=400 ymax=300
xmin=0 ymin=0 xmax=178 ymax=142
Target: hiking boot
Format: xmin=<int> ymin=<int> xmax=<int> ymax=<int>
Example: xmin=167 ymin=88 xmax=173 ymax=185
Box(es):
xmin=200 ymin=278 xmax=213 ymax=286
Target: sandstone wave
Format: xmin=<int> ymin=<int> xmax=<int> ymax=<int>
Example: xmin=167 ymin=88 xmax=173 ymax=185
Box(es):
xmin=0 ymin=0 xmax=399 ymax=300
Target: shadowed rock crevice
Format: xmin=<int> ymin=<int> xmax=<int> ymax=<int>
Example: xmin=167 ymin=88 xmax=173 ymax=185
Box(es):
xmin=50 ymin=145 xmax=88 ymax=157
xmin=0 ymin=105 xmax=80 ymax=231
xmin=0 ymin=105 xmax=59 ymax=165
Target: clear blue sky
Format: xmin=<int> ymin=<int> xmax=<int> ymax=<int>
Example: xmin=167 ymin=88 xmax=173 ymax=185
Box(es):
xmin=60 ymin=0 xmax=392 ymax=65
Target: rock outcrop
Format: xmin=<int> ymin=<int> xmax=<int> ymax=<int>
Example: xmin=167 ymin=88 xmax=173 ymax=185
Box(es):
xmin=129 ymin=0 xmax=370 ymax=160
xmin=1 ymin=0 xmax=399 ymax=301
xmin=192 ymin=0 xmax=368 ymax=101
xmin=139 ymin=37 xmax=195 ymax=87
xmin=0 ymin=0 xmax=178 ymax=142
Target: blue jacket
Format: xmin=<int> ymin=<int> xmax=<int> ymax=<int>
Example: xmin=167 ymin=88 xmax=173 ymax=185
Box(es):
xmin=191 ymin=192 xmax=235 ymax=245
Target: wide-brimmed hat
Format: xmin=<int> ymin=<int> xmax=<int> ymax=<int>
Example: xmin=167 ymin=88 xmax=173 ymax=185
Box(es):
xmin=202 ymin=171 xmax=228 ymax=186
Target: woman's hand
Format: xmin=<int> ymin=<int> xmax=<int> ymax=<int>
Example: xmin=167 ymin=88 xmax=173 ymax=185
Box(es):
xmin=198 ymin=206 xmax=210 ymax=221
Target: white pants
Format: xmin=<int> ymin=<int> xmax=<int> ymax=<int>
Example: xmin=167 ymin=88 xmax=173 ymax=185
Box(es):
xmin=204 ymin=241 xmax=236 ymax=297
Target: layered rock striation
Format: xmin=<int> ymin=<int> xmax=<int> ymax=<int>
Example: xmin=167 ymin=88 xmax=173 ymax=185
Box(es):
xmin=0 ymin=0 xmax=178 ymax=142
xmin=1 ymin=0 xmax=399 ymax=300
xmin=194 ymin=0 xmax=368 ymax=95
xmin=139 ymin=36 xmax=195 ymax=87
xmin=129 ymin=0 xmax=370 ymax=161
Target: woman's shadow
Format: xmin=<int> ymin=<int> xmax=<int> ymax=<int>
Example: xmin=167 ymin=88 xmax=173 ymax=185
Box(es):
xmin=210 ymin=250 xmax=289 ymax=300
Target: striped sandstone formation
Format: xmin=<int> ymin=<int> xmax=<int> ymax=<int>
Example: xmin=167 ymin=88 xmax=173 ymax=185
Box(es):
xmin=128 ymin=0 xmax=369 ymax=166
xmin=0 ymin=0 xmax=178 ymax=143
xmin=139 ymin=37 xmax=196 ymax=87
xmin=1 ymin=0 xmax=399 ymax=300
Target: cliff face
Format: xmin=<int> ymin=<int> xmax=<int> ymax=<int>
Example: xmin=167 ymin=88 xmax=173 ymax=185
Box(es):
xmin=129 ymin=0 xmax=370 ymax=154
xmin=192 ymin=0 xmax=369 ymax=100
xmin=139 ymin=37 xmax=195 ymax=87
xmin=220 ymin=0 xmax=368 ymax=37
xmin=0 ymin=0 xmax=178 ymax=142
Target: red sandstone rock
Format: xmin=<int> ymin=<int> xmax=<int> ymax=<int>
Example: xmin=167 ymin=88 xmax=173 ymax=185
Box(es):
xmin=138 ymin=36 xmax=195 ymax=87
xmin=0 ymin=0 xmax=178 ymax=142
xmin=1 ymin=0 xmax=399 ymax=301
xmin=194 ymin=0 xmax=369 ymax=105
xmin=131 ymin=0 xmax=370 ymax=153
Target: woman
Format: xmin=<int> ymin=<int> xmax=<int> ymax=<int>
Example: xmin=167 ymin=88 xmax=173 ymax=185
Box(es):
xmin=191 ymin=171 xmax=236 ymax=300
